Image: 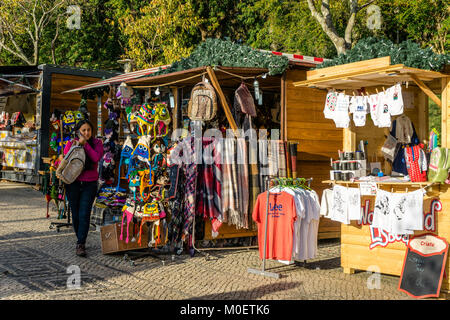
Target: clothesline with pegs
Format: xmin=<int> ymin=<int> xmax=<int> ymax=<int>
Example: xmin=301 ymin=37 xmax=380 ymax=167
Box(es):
xmin=326 ymin=180 xmax=437 ymax=194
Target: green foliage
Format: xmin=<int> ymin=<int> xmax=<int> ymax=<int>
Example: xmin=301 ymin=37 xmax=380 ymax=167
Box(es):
xmin=429 ymin=99 xmax=441 ymax=146
xmin=151 ymin=38 xmax=290 ymax=76
xmin=316 ymin=37 xmax=450 ymax=71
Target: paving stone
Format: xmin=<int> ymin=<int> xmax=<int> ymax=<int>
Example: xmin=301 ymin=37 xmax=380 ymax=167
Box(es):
xmin=0 ymin=181 xmax=422 ymax=300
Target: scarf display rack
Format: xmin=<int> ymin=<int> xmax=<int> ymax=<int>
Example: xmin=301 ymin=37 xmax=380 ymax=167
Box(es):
xmin=247 ymin=176 xmax=313 ymax=279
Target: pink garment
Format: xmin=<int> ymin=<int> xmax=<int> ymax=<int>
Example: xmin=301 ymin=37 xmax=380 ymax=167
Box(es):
xmin=64 ymin=138 xmax=103 ymax=182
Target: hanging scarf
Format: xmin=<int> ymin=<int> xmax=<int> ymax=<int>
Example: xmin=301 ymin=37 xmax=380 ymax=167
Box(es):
xmin=236 ymin=138 xmax=249 ymax=229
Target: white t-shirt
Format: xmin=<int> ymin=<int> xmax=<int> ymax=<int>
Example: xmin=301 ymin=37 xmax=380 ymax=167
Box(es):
xmin=294 ymin=190 xmax=320 ymax=260
xmin=390 ymin=189 xmax=424 ymax=235
xmin=349 ymin=96 xmax=368 ymax=126
xmin=388 ymin=84 xmax=404 ymax=116
xmin=347 ymin=187 xmax=362 ymax=221
xmin=368 ymin=94 xmax=380 ymax=127
xmin=324 ymin=91 xmax=338 ymax=119
xmin=376 ymin=91 xmax=392 ymax=128
xmin=332 ymin=93 xmax=350 ymax=128
xmin=330 ymin=185 xmax=350 ymax=224
xmin=320 ymin=188 xmax=333 ymax=218
xmin=372 ymin=189 xmax=392 ymax=232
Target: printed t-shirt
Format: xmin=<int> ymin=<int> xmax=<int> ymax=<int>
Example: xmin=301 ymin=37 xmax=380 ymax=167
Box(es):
xmin=330 ymin=185 xmax=350 ymax=224
xmin=376 ymin=91 xmax=391 ymax=128
xmin=347 ymin=187 xmax=362 ymax=221
xmin=349 ymin=96 xmax=368 ymax=126
xmin=372 ymin=189 xmax=391 ymax=232
xmin=333 ymin=93 xmax=350 ymax=128
xmin=388 ymin=84 xmax=404 ymax=116
xmin=389 ymin=189 xmax=424 ymax=235
xmin=368 ymin=94 xmax=380 ymax=127
xmin=252 ymin=191 xmax=297 ymax=261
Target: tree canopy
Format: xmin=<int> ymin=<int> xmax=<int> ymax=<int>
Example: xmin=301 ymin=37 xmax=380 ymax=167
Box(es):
xmin=0 ymin=0 xmax=448 ymax=69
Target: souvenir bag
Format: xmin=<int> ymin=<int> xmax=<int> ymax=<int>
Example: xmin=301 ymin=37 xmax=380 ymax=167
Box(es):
xmin=235 ymin=82 xmax=257 ymax=116
xmin=428 ymin=147 xmax=450 ymax=183
xmin=188 ymin=81 xmax=217 ymax=121
xmin=323 ymin=91 xmax=337 ymax=119
xmin=381 ymin=134 xmax=399 ymax=162
xmin=404 ymin=144 xmax=427 ymax=182
xmin=55 ymin=141 xmax=85 ymax=184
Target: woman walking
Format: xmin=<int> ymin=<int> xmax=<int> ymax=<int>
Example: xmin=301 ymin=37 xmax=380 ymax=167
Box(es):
xmin=64 ymin=119 xmax=103 ymax=257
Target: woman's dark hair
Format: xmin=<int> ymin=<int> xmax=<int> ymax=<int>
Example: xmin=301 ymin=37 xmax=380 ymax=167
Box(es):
xmin=74 ymin=119 xmax=96 ymax=170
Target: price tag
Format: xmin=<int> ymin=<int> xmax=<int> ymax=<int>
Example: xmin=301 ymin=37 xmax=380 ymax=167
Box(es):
xmin=359 ymin=182 xmax=377 ymax=196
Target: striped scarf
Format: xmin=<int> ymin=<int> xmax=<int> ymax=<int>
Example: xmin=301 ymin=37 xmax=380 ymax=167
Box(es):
xmin=236 ymin=138 xmax=249 ymax=229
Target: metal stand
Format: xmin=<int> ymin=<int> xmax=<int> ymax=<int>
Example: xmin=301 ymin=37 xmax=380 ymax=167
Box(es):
xmin=247 ymin=176 xmax=312 ymax=279
xmin=49 ymin=192 xmax=73 ymax=232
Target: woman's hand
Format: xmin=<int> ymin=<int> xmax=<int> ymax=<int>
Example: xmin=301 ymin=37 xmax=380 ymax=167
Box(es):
xmin=77 ymin=133 xmax=87 ymax=146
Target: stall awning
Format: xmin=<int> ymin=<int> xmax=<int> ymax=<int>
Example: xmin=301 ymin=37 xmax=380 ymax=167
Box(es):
xmin=61 ymin=65 xmax=171 ymax=94
xmin=293 ymin=56 xmax=449 ymax=107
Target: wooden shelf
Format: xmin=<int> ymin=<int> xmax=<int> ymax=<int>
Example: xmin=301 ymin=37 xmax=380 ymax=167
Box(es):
xmin=322 ymin=180 xmax=437 ymax=188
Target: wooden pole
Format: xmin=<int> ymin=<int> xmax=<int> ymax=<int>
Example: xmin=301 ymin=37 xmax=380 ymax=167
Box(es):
xmin=280 ymin=72 xmax=286 ymax=141
xmin=206 ymin=66 xmax=239 ymax=136
xmin=442 ymin=77 xmax=450 ymax=148
xmin=409 ymin=73 xmax=442 ymax=108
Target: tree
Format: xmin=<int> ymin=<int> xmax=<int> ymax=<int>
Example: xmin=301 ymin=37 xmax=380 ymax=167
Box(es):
xmin=0 ymin=0 xmax=67 ymax=65
xmin=119 ymin=0 xmax=250 ymax=69
xmin=306 ymin=0 xmax=377 ymax=54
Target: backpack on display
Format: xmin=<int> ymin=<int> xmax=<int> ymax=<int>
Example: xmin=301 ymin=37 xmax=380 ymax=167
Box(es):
xmin=428 ymin=147 xmax=450 ymax=183
xmin=187 ymin=81 xmax=217 ymax=121
xmin=56 ymin=141 xmax=86 ymax=184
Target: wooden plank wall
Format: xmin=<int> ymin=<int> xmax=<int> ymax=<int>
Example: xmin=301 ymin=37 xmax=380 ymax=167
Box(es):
xmin=48 ymin=73 xmax=108 ymax=157
xmin=286 ymin=69 xmax=342 ymax=239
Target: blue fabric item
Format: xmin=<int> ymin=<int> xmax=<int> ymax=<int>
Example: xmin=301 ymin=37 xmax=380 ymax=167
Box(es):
xmin=66 ymin=180 xmax=98 ymax=245
xmin=390 ymin=119 xmax=419 ymax=175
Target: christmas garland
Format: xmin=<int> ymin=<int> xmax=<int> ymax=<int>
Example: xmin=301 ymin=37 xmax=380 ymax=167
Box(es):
xmin=151 ymin=38 xmax=290 ymax=77
xmin=316 ymin=37 xmax=450 ymax=71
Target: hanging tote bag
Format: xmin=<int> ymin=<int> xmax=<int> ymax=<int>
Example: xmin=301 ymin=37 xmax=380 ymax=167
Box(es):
xmin=404 ymin=145 xmax=427 ymax=182
xmin=381 ymin=134 xmax=399 ymax=162
xmin=56 ymin=141 xmax=86 ymax=184
xmin=428 ymin=147 xmax=450 ymax=183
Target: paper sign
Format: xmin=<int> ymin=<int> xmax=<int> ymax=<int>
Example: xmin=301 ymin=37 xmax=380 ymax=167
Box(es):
xmin=359 ymin=182 xmax=377 ymax=196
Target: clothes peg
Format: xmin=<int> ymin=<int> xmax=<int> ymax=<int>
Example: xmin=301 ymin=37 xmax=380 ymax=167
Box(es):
xmin=382 ymin=86 xmax=386 ymax=93
xmin=406 ymin=187 xmax=408 ymax=193
xmin=406 ymin=81 xmax=409 ymax=89
xmin=391 ymin=187 xmax=394 ymax=192
xmin=375 ymin=88 xmax=379 ymax=94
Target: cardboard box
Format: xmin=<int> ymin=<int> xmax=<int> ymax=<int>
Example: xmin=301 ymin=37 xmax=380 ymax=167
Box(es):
xmin=100 ymin=222 xmax=149 ymax=254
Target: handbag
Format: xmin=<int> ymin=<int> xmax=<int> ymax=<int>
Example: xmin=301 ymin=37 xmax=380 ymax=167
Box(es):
xmin=381 ymin=134 xmax=399 ymax=162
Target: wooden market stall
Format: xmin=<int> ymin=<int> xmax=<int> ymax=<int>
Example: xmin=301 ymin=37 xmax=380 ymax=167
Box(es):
xmin=0 ymin=65 xmax=118 ymax=183
xmin=292 ymin=56 xmax=450 ymax=295
xmin=124 ymin=60 xmax=342 ymax=241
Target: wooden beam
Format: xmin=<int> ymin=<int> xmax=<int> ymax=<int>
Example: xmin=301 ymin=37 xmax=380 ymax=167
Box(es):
xmin=171 ymin=88 xmax=179 ymax=131
xmin=294 ymin=64 xmax=405 ymax=87
xmin=343 ymin=124 xmax=356 ymax=152
xmin=443 ymin=77 xmax=450 ymax=148
xmin=281 ymin=72 xmax=286 ymax=140
xmin=409 ymin=73 xmax=442 ymax=107
xmin=206 ymin=66 xmax=239 ymax=135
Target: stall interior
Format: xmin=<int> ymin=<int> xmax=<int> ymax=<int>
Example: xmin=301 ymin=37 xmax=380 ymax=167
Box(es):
xmin=0 ymin=71 xmax=40 ymax=180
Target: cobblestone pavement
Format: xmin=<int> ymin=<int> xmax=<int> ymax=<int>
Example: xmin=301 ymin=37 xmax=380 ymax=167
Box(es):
xmin=0 ymin=181 xmax=418 ymax=300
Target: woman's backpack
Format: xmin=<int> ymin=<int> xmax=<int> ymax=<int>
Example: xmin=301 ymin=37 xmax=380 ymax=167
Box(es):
xmin=187 ymin=81 xmax=217 ymax=121
xmin=56 ymin=141 xmax=86 ymax=184
xmin=428 ymin=147 xmax=450 ymax=183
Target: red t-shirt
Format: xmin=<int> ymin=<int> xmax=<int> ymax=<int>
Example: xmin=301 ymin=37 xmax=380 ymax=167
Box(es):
xmin=252 ymin=191 xmax=297 ymax=261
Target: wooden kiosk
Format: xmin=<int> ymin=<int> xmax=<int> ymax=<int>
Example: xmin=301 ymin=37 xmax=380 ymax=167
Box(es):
xmin=123 ymin=60 xmax=342 ymax=241
xmin=293 ymin=56 xmax=450 ymax=295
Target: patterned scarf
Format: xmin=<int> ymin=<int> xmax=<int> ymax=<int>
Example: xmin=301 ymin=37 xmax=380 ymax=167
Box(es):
xmin=236 ymin=138 xmax=249 ymax=229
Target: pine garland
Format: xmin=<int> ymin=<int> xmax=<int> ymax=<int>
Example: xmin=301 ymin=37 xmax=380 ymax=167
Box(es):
xmin=151 ymin=38 xmax=290 ymax=77
xmin=316 ymin=37 xmax=450 ymax=71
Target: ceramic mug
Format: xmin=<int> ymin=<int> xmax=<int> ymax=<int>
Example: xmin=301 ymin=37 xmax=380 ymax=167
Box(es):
xmin=342 ymin=172 xmax=355 ymax=181
xmin=333 ymin=171 xmax=343 ymax=181
xmin=344 ymin=151 xmax=354 ymax=160
xmin=332 ymin=161 xmax=340 ymax=170
xmin=356 ymin=151 xmax=365 ymax=160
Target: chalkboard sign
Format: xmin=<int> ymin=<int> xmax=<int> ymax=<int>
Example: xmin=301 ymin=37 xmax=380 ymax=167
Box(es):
xmin=398 ymin=233 xmax=448 ymax=299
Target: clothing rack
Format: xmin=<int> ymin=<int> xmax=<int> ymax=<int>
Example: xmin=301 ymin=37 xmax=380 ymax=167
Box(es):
xmin=247 ymin=176 xmax=313 ymax=279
